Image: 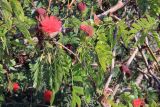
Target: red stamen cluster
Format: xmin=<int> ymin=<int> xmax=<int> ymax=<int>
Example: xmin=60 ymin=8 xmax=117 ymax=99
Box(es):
xmin=80 ymin=24 xmax=94 ymax=37
xmin=120 ymin=64 xmax=131 ymax=76
xmin=132 ymin=98 xmax=145 ymax=107
xmin=13 ymin=83 xmax=20 ymax=92
xmin=39 ymin=16 xmax=62 ymax=35
xmin=43 ymin=90 xmax=53 ymax=103
xmin=77 ymin=2 xmax=87 ymax=12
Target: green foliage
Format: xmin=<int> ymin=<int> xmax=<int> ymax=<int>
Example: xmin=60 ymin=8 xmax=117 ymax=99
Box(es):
xmin=0 ymin=0 xmax=160 ymax=106
xmin=10 ymin=0 xmax=25 ymax=21
xmin=138 ymin=0 xmax=160 ymax=16
xmin=152 ymin=32 xmax=160 ymax=48
xmin=31 ymin=45 xmax=72 ymax=92
xmin=30 ymin=58 xmax=43 ymax=89
xmin=149 ymin=100 xmax=159 ymax=107
xmin=52 ymin=48 xmax=72 ymax=92
xmin=0 ymin=64 xmax=5 ymax=83
xmin=129 ymin=15 xmax=158 ymax=45
xmin=96 ymin=27 xmax=112 ymax=71
xmin=0 ymin=0 xmax=12 ymax=21
xmin=15 ymin=20 xmax=31 ymax=39
xmin=71 ymin=86 xmax=84 ymax=107
xmin=117 ymin=20 xmax=132 ymax=46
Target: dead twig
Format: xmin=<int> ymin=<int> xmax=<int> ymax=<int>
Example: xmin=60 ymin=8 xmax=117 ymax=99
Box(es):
xmin=136 ymin=53 xmax=160 ymax=86
xmin=126 ymin=48 xmax=139 ymax=66
xmin=145 ymin=42 xmax=160 ymax=67
xmin=67 ymin=0 xmax=76 ymax=9
xmin=111 ymin=84 xmax=120 ymax=98
xmin=97 ymin=0 xmax=129 ymax=19
xmin=47 ymin=0 xmax=52 ymax=12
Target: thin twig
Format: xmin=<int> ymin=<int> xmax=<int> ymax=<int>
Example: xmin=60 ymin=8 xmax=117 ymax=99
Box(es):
xmin=97 ymin=0 xmax=129 ymax=19
xmin=48 ymin=0 xmax=52 ymax=12
xmin=111 ymin=84 xmax=120 ymax=98
xmin=135 ymin=35 xmax=148 ymax=86
xmin=68 ymin=0 xmax=76 ymax=9
xmin=52 ymin=40 xmax=81 ymax=63
xmin=137 ymin=68 xmax=151 ymax=77
xmin=126 ymin=48 xmax=139 ymax=66
xmin=136 ymin=47 xmax=150 ymax=86
xmin=104 ymin=48 xmax=116 ymax=89
xmin=31 ymin=0 xmax=36 ymax=9
xmin=145 ymin=42 xmax=160 ymax=67
xmin=110 ymin=14 xmax=121 ymax=21
xmin=2 ymin=64 xmax=12 ymax=89
xmin=136 ymin=46 xmax=160 ymax=86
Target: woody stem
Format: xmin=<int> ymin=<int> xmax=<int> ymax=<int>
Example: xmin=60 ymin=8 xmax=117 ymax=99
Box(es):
xmin=48 ymin=0 xmax=52 ymax=12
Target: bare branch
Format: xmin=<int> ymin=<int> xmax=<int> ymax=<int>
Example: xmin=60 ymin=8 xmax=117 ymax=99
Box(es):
xmin=97 ymin=0 xmax=129 ymax=19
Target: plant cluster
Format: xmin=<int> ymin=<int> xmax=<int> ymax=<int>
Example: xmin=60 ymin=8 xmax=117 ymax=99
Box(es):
xmin=0 ymin=0 xmax=160 ymax=107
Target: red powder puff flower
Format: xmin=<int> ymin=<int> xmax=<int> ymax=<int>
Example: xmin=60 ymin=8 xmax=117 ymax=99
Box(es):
xmin=13 ymin=83 xmax=20 ymax=92
xmin=36 ymin=8 xmax=46 ymax=16
xmin=44 ymin=90 xmax=53 ymax=103
xmin=39 ymin=16 xmax=62 ymax=36
xmin=77 ymin=2 xmax=87 ymax=12
xmin=120 ymin=64 xmax=131 ymax=77
xmin=80 ymin=24 xmax=94 ymax=37
xmin=132 ymin=98 xmax=145 ymax=107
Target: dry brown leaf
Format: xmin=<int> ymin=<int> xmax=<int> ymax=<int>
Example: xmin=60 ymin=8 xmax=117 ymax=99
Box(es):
xmin=94 ymin=13 xmax=102 ymax=25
